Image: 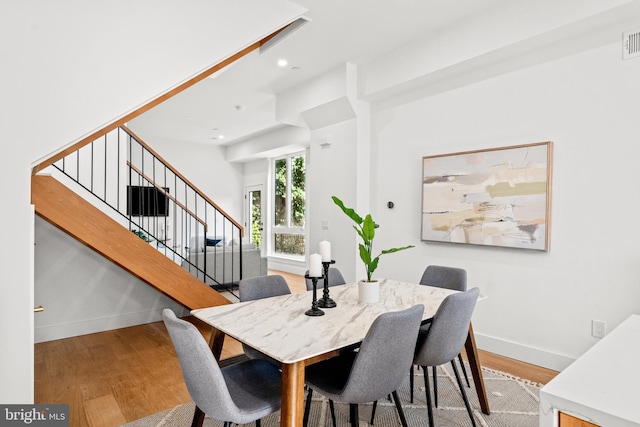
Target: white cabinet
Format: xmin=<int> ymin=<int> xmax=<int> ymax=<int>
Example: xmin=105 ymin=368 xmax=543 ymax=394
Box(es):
xmin=539 ymin=315 xmax=640 ymax=427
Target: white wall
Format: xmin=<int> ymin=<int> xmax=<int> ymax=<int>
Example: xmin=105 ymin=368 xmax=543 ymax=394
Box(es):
xmin=368 ymin=41 xmax=640 ymax=370
xmin=244 ymin=159 xmax=270 ymax=188
xmin=307 ymin=121 xmax=359 ymax=282
xmin=0 ymin=0 xmax=304 ymax=403
xmin=34 ymin=217 xmax=188 ymax=342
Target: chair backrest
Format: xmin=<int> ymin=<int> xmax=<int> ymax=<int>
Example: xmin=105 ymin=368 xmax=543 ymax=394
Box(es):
xmin=419 ymin=265 xmax=467 ymax=291
xmin=339 ymin=304 xmax=425 ymax=404
xmin=305 ymin=267 xmax=346 ymax=291
xmin=239 ymin=274 xmax=291 ymax=302
xmin=414 ymin=288 xmax=480 ymax=367
xmin=162 ymin=309 xmax=239 ymax=421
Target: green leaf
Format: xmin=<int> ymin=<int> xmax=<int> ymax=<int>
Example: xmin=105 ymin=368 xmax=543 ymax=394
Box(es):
xmin=368 ymin=256 xmax=380 ymax=281
xmin=332 ymin=196 xmax=362 ymax=225
xmin=353 ymin=225 xmax=367 ymax=243
xmin=362 ymin=214 xmax=376 ymax=241
xmin=359 ymin=243 xmax=371 ymax=265
xmin=380 ymin=245 xmax=415 ymax=255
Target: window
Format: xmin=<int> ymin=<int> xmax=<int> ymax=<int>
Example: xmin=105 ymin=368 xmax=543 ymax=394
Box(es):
xmin=246 ymin=185 xmax=263 ymax=249
xmin=273 ymin=153 xmax=306 ymax=257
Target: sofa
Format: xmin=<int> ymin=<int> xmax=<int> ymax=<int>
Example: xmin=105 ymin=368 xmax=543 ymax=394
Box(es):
xmin=181 ymin=238 xmax=268 ymax=287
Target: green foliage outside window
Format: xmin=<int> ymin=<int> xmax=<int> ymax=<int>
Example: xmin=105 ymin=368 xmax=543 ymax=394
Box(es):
xmin=274 ymin=158 xmax=287 ymax=227
xmin=274 ymin=232 xmax=305 ymax=256
xmin=250 ymin=191 xmax=261 ymax=248
xmin=291 ymin=155 xmax=305 ymax=227
xmin=273 ymin=154 xmax=306 ymax=256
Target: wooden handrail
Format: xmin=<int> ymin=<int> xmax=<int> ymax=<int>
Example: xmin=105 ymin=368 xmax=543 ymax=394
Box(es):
xmin=31 ymin=19 xmax=301 ymax=176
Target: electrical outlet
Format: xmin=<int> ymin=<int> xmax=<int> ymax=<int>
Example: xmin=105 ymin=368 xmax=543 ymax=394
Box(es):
xmin=592 ymin=320 xmax=606 ymax=338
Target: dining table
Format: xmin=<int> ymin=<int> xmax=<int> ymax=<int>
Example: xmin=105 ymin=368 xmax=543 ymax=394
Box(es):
xmin=191 ymin=278 xmax=490 ymax=427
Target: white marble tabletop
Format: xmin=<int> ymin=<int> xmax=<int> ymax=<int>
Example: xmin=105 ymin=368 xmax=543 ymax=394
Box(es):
xmin=191 ymin=279 xmax=459 ymax=364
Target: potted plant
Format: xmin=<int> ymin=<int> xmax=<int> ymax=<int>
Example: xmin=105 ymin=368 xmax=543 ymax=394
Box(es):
xmin=332 ymin=196 xmax=414 ymax=302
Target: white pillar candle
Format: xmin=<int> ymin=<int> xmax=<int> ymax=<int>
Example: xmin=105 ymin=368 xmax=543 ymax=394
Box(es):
xmin=309 ymin=253 xmax=323 ymax=277
xmin=319 ymin=240 xmax=331 ymax=262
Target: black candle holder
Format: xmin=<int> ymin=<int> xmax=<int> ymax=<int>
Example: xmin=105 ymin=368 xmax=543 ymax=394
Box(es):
xmin=305 ymin=274 xmax=325 ymax=316
xmin=318 ymin=260 xmax=337 ymax=308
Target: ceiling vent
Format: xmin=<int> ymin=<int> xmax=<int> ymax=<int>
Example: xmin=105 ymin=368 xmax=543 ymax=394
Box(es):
xmin=623 ymin=29 xmax=640 ymax=60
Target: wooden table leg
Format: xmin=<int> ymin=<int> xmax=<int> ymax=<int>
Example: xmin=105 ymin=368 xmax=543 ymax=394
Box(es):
xmin=464 ymin=322 xmax=490 ymax=415
xmin=192 ymin=326 xmax=227 ymax=427
xmin=280 ymin=361 xmax=305 ymax=427
xmin=208 ymin=326 xmax=226 ymax=361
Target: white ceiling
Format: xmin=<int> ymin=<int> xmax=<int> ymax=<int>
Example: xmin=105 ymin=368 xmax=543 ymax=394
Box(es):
xmin=128 ymin=0 xmax=640 ymax=153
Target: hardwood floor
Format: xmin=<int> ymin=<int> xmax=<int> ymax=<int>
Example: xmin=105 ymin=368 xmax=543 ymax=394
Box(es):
xmin=34 ymin=270 xmax=558 ymax=426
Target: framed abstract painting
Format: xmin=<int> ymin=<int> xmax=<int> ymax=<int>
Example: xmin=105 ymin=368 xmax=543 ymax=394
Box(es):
xmin=421 ymin=141 xmax=553 ymax=251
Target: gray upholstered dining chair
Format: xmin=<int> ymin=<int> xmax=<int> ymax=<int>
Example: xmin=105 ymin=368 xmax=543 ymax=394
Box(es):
xmin=162 ymin=309 xmax=281 ymax=427
xmin=419 ymin=264 xmax=467 ymax=291
xmin=303 ymin=304 xmax=425 ymax=427
xmin=239 ymin=274 xmax=291 ymax=363
xmin=305 ymin=267 xmax=346 ymax=291
xmin=239 ymin=274 xmax=291 ymax=302
xmin=411 ymin=265 xmax=470 ymax=405
xmin=413 ymin=288 xmax=480 ymax=427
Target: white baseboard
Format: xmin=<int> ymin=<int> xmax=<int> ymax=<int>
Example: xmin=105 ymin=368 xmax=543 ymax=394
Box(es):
xmin=34 ymin=306 xmax=190 ymax=343
xmin=474 ymin=332 xmax=575 ymax=372
xmin=268 ymin=256 xmax=307 ymax=275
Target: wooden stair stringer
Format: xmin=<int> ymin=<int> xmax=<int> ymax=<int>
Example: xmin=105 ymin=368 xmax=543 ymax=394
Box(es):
xmin=31 ymin=174 xmax=231 ymax=310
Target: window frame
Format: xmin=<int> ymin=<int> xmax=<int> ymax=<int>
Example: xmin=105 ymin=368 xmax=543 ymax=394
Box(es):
xmin=271 ymin=151 xmax=306 ymax=260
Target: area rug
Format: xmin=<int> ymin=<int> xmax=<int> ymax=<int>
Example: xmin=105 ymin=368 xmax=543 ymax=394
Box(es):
xmin=121 ymin=363 xmax=541 ymax=427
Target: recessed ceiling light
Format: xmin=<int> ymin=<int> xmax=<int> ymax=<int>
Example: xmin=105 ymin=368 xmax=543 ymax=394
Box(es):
xmin=277 ymin=59 xmax=288 ymax=67
xmin=218 ymin=134 xmax=225 ymax=140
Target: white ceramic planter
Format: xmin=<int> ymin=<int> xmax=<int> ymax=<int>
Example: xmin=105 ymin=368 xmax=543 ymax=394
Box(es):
xmin=358 ymin=280 xmax=380 ymax=303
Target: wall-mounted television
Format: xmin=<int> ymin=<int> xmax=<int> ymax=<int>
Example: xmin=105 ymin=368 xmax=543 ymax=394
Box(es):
xmin=127 ymin=185 xmax=170 ymax=217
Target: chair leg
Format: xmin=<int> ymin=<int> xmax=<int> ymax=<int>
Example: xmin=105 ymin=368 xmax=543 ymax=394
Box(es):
xmin=329 ymin=400 xmax=337 ymax=427
xmin=191 ymin=406 xmax=206 ymax=427
xmin=422 ymin=366 xmax=435 ymax=427
xmin=451 ymin=360 xmax=477 ymax=427
xmin=303 ymin=388 xmax=313 ymax=427
xmin=392 ymin=390 xmax=409 ymax=427
xmin=432 ymin=366 xmax=439 ymax=408
xmin=458 ymin=352 xmax=471 ymax=387
xmin=370 ymin=393 xmax=392 ymax=424
xmin=349 ymin=404 xmax=359 ymax=427
xmin=409 ymin=364 xmax=415 ymax=403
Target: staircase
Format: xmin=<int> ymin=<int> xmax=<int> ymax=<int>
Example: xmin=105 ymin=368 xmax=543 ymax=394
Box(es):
xmin=32 ymin=174 xmax=230 ymax=309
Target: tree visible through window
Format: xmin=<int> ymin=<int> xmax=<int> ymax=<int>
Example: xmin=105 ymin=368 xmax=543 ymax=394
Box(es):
xmin=273 ymin=153 xmax=305 ymax=257
xmin=250 ymin=190 xmax=261 ymax=248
